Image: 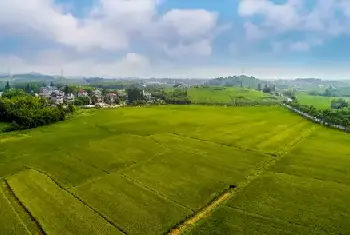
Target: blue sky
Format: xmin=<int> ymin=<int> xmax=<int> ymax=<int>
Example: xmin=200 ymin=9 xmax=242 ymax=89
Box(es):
xmin=1 ymin=0 xmax=350 ymax=79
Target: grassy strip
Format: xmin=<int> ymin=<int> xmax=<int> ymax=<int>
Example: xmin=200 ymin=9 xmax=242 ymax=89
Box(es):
xmin=71 ymin=172 xmax=192 ymax=235
xmin=187 ymin=205 xmax=324 ymax=235
xmin=0 ymin=181 xmax=31 ymax=235
xmin=7 ymin=169 xmax=125 ymax=235
xmin=226 ymin=172 xmax=350 ymax=234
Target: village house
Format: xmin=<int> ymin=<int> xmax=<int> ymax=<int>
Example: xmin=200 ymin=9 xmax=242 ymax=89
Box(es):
xmin=77 ymin=89 xmax=88 ymax=97
xmin=64 ymin=93 xmax=75 ymax=103
xmin=50 ymin=90 xmax=64 ymax=105
xmin=38 ymin=86 xmax=53 ymax=98
xmin=116 ymin=89 xmax=127 ymax=99
xmin=93 ymin=89 xmax=103 ymax=103
xmin=142 ymin=89 xmax=152 ymax=101
xmin=105 ymin=93 xmax=117 ymax=104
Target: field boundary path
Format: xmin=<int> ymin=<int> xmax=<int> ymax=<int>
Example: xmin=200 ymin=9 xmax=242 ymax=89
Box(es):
xmin=2 ymin=180 xmax=47 ymax=235
xmin=168 ymin=125 xmax=316 ymax=235
xmin=24 ymin=168 xmax=129 ymax=235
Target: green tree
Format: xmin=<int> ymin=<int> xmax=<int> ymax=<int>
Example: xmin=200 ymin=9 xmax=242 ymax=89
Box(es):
xmin=262 ymin=84 xmax=271 ymax=93
xmin=4 ymin=81 xmax=10 ymax=91
xmin=64 ymin=85 xmax=69 ymax=94
xmin=257 ymin=83 xmax=262 ymax=91
xmin=25 ymin=83 xmax=31 ymax=93
xmin=2 ymin=89 xmax=28 ymax=99
xmin=126 ymin=88 xmax=143 ymax=104
xmin=102 ymin=88 xmax=108 ymax=96
xmin=271 ymin=85 xmax=276 ymax=92
xmin=74 ymin=96 xmax=90 ymax=105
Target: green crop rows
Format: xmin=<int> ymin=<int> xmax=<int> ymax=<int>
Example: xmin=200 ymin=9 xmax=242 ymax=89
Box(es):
xmin=0 ymin=105 xmax=349 ymax=234
xmin=187 ymin=86 xmax=277 ymax=104
xmin=296 ymin=91 xmax=350 ymax=109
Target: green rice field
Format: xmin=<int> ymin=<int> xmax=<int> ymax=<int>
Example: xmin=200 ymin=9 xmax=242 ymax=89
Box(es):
xmin=296 ymin=92 xmax=350 ymax=109
xmin=0 ymin=105 xmax=349 ymax=234
xmin=187 ymin=86 xmax=277 ymax=103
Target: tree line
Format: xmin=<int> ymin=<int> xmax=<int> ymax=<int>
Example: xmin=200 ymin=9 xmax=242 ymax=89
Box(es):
xmin=0 ymin=89 xmax=76 ymax=131
xmin=286 ymin=100 xmax=350 ymax=129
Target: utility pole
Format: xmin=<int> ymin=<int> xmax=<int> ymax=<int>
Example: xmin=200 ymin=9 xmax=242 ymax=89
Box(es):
xmin=60 ymin=68 xmax=64 ymax=80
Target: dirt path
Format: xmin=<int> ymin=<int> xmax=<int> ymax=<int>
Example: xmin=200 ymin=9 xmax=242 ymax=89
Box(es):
xmin=168 ymin=191 xmax=232 ymax=235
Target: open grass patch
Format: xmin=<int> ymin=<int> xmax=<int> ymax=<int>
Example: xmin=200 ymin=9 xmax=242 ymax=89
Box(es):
xmin=71 ymin=172 xmax=192 ymax=235
xmin=187 ymin=205 xmax=323 ymax=235
xmin=296 ymin=92 xmax=350 ymax=110
xmin=226 ymin=172 xmax=350 ymax=234
xmin=187 ymin=87 xmax=276 ymax=104
xmin=7 ymin=169 xmax=124 ymax=235
xmin=72 ymin=134 xmax=168 ymax=174
xmin=0 ymin=184 xmax=30 ymax=235
xmin=123 ymin=146 xmax=268 ymax=210
xmin=271 ymin=127 xmax=350 ymax=185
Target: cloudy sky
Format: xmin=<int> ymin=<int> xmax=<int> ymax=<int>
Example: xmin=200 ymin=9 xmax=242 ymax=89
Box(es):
xmin=1 ymin=0 xmax=350 ymax=79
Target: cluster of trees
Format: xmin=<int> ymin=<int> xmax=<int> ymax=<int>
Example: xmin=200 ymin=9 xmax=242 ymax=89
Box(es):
xmin=126 ymin=87 xmax=190 ymax=105
xmin=207 ymin=75 xmax=262 ymax=89
xmin=163 ymin=89 xmax=190 ymax=104
xmin=0 ymin=96 xmax=76 ymax=131
xmin=258 ymin=84 xmax=276 ymax=93
xmin=309 ymin=86 xmax=350 ymax=98
xmin=287 ymin=101 xmax=350 ymax=128
xmin=331 ymin=99 xmax=348 ymax=109
xmin=126 ymin=87 xmax=146 ymax=105
xmin=148 ymin=88 xmax=190 ymax=104
xmin=282 ymin=89 xmax=297 ymax=100
xmin=0 ymin=89 xmax=76 ymax=131
xmin=309 ymin=87 xmax=337 ymax=97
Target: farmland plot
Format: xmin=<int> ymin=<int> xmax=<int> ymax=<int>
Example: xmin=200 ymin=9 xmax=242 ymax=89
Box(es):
xmin=189 ymin=172 xmax=350 ymax=235
xmin=0 ymin=105 xmax=346 ymax=235
xmin=71 ymin=172 xmax=192 ymax=235
xmin=189 ymin=123 xmax=350 ymax=235
xmin=271 ymin=128 xmax=350 ymax=184
xmin=0 ymin=184 xmax=30 ymax=235
xmin=7 ymin=169 xmax=124 ymax=235
xmin=123 ymin=146 xmax=267 ymax=210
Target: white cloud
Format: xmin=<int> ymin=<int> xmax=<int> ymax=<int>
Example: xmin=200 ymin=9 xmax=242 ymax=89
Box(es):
xmin=0 ymin=0 xmax=225 ymax=76
xmin=289 ymin=41 xmax=310 ymax=51
xmin=0 ymin=0 xmax=220 ymax=55
xmin=244 ymin=21 xmax=265 ymax=41
xmin=0 ymin=52 xmax=150 ymax=77
xmin=238 ymin=0 xmax=350 ymax=52
xmin=239 ymin=0 xmax=302 ymax=32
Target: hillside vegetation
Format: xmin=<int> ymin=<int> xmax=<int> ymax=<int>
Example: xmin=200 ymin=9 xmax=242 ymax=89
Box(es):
xmin=206 ymin=75 xmax=265 ymax=88
xmin=187 ymin=86 xmax=278 ymax=104
xmin=0 ymin=106 xmax=349 ymax=234
xmin=297 ymin=92 xmax=350 ymax=109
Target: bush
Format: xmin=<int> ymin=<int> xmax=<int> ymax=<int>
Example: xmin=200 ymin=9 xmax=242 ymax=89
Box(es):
xmin=287 ymin=100 xmax=350 ymax=129
xmin=0 ymin=96 xmax=76 ymax=131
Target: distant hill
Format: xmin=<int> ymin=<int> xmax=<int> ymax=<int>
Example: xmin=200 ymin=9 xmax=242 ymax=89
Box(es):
xmin=207 ymin=75 xmax=266 ymax=89
xmin=13 ymin=73 xmax=57 ymax=82
xmin=0 ymin=73 xmax=57 ymax=82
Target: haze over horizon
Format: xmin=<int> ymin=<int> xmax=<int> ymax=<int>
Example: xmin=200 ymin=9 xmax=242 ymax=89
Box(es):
xmin=1 ymin=0 xmax=350 ymax=79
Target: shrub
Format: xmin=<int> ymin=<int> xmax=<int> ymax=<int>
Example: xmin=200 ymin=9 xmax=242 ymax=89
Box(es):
xmin=0 ymin=96 xmax=76 ymax=131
